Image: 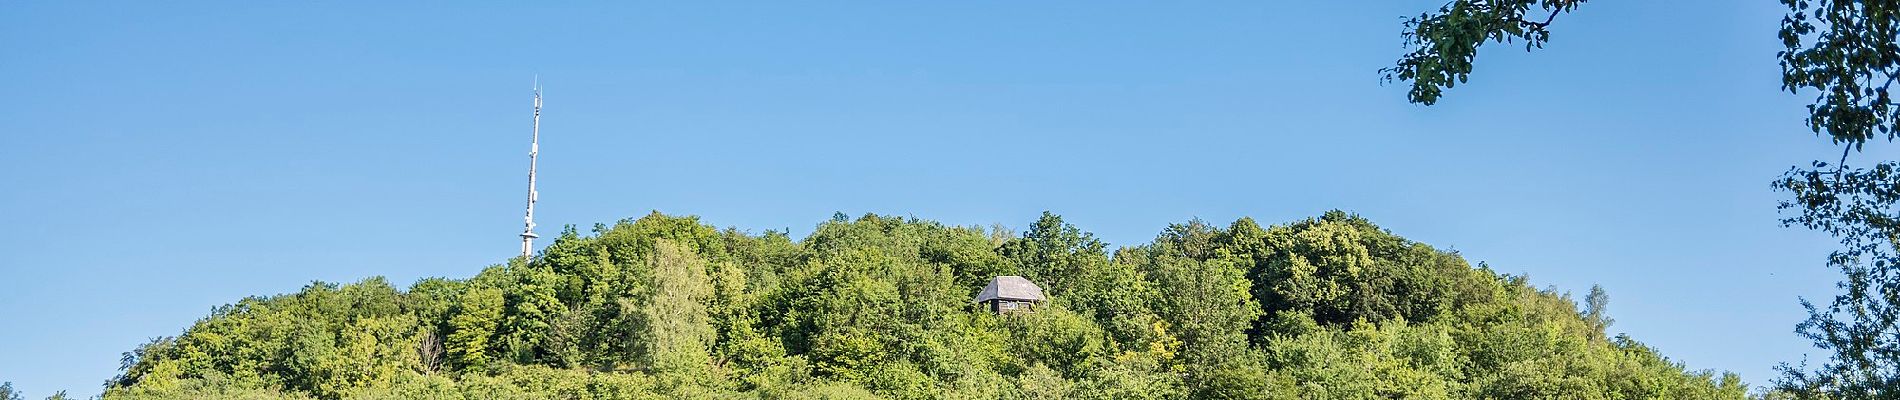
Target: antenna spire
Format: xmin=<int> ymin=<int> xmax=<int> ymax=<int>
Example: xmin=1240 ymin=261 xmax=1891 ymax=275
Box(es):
xmin=520 ymin=80 xmax=542 ymax=260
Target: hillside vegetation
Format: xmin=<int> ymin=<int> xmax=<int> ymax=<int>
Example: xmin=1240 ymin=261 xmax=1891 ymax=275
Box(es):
xmin=100 ymin=211 xmax=1748 ymax=399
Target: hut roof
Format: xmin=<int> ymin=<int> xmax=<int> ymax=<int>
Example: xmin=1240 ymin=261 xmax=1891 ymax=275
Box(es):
xmin=973 ymin=276 xmax=1046 ymax=303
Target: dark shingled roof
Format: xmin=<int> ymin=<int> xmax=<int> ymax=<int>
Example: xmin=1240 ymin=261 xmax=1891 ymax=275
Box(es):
xmin=973 ymin=275 xmax=1046 ymax=303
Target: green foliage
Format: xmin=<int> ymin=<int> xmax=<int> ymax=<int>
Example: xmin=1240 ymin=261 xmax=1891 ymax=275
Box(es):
xmin=637 ymin=240 xmax=717 ymax=376
xmin=1390 ymin=1 xmax=1900 ymax=397
xmin=1384 ymin=0 xmax=1587 ymax=105
xmin=1776 ymin=0 xmax=1900 ymax=149
xmin=104 ymin=211 xmax=1745 ymax=399
xmin=1584 ymin=284 xmax=1612 ymax=338
xmin=1763 ymin=0 xmax=1900 ymax=396
xmin=447 ymin=286 xmax=504 ymax=374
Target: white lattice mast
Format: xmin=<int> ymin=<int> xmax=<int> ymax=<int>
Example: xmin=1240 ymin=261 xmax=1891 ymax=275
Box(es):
xmin=520 ymin=80 xmax=542 ymax=259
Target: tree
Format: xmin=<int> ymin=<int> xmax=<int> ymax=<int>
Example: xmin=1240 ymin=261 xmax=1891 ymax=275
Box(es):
xmin=1584 ymin=284 xmax=1612 ymax=338
xmin=1148 ymin=255 xmax=1262 ymax=398
xmin=1770 ymin=3 xmax=1900 ymax=392
xmin=1383 ymin=0 xmax=1587 ymax=105
xmin=1000 ymin=211 xmax=1111 ymax=296
xmin=1389 ymin=1 xmax=1900 ymax=397
xmin=446 ymin=286 xmax=505 ymax=373
xmin=1146 ymin=254 xmax=1258 ymax=368
xmin=1003 ymin=212 xmax=1159 ymax=350
xmin=639 ymin=240 xmax=716 ymax=375
xmin=0 ymin=382 xmax=20 ymax=400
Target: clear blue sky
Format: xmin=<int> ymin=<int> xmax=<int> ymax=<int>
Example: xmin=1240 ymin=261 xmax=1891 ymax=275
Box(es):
xmin=0 ymin=1 xmax=1858 ymax=396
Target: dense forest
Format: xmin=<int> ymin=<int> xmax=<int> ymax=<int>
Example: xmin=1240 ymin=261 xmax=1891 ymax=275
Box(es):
xmin=88 ymin=211 xmax=1748 ymax=399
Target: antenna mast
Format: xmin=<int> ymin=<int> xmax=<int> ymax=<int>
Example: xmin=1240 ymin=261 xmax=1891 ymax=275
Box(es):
xmin=520 ymin=80 xmax=542 ymax=260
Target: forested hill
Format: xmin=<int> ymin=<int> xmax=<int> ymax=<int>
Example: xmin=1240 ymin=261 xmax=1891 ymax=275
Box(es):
xmin=99 ymin=211 xmax=1749 ymax=399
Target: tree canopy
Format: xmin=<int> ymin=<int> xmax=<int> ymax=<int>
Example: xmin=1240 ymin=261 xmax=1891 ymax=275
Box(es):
xmin=101 ymin=211 xmax=1746 ymax=399
xmin=1385 ymin=1 xmax=1900 ymax=397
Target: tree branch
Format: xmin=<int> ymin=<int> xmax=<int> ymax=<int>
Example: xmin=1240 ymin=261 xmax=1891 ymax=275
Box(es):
xmin=1523 ymin=8 xmax=1563 ymax=28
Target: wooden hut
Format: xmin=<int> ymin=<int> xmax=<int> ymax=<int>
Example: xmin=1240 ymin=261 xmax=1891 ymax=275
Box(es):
xmin=973 ymin=275 xmax=1046 ymax=314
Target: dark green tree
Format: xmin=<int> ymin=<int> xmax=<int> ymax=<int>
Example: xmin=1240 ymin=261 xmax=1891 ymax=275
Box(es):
xmin=1770 ymin=3 xmax=1900 ymax=394
xmin=1000 ymin=211 xmax=1110 ymax=297
xmin=0 ymin=382 xmax=20 ymax=400
xmin=1382 ymin=0 xmax=1587 ymax=105
xmin=1390 ymin=1 xmax=1900 ymax=396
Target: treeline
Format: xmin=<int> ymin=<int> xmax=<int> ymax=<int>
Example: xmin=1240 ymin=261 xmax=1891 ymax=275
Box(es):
xmin=98 ymin=211 xmax=1749 ymax=399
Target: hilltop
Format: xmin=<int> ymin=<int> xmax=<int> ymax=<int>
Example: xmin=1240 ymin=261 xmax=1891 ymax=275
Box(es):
xmin=99 ymin=211 xmax=1748 ymax=399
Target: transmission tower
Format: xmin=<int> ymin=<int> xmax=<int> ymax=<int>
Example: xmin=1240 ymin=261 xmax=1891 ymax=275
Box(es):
xmin=520 ymin=81 xmax=542 ymax=260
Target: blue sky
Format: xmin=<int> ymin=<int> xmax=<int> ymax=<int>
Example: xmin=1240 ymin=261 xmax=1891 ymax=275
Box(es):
xmin=0 ymin=1 xmax=1858 ymax=396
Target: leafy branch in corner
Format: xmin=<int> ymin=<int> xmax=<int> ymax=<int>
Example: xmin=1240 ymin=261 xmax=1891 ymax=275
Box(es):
xmin=1382 ymin=0 xmax=1587 ymax=105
